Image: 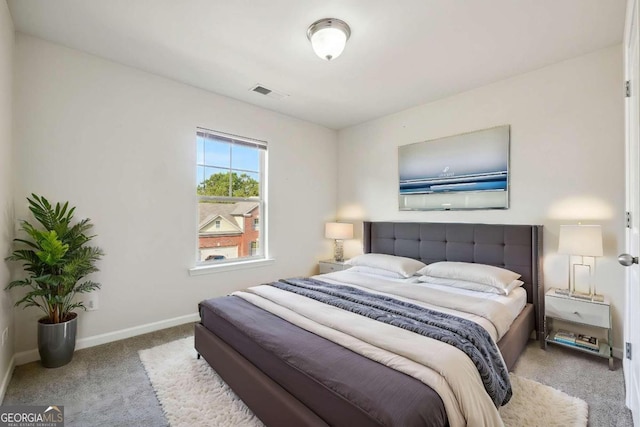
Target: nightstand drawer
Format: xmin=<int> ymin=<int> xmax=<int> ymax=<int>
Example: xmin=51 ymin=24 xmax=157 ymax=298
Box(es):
xmin=319 ymin=261 xmax=349 ymax=274
xmin=545 ymin=296 xmax=609 ymax=328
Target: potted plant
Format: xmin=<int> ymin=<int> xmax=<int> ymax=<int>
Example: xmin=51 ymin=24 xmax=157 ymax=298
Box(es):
xmin=5 ymin=194 xmax=104 ymax=368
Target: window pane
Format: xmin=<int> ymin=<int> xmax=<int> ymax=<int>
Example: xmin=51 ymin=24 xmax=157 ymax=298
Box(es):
xmin=198 ymin=167 xmax=232 ymax=196
xmin=197 ymin=136 xmax=205 ymax=165
xmin=196 ymin=128 xmax=266 ymax=266
xmin=232 ymin=144 xmax=260 ymax=173
xmin=196 ymin=165 xmax=205 ymax=187
xmin=198 ymin=202 xmax=261 ymax=261
xmin=231 ymin=172 xmax=260 ymax=198
xmin=204 ymin=139 xmax=230 ymax=168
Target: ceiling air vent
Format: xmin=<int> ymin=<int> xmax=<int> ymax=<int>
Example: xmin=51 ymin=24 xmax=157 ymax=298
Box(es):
xmin=252 ymin=85 xmax=271 ymax=95
xmin=250 ymin=84 xmax=289 ymax=100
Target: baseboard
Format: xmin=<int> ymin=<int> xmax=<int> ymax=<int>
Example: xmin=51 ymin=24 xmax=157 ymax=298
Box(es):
xmin=14 ymin=312 xmax=199 ymax=366
xmin=613 ymin=346 xmax=624 ymax=360
xmin=0 ymin=355 xmax=15 ymax=403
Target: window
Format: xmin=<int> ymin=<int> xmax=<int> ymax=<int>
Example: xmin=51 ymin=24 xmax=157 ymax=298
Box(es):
xmin=196 ymin=128 xmax=266 ymax=265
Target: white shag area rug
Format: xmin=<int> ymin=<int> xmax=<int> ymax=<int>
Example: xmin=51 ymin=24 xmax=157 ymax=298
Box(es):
xmin=139 ymin=337 xmax=588 ymax=427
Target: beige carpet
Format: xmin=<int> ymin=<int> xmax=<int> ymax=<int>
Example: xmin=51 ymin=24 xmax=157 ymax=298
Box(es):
xmin=139 ymin=337 xmax=588 ymax=427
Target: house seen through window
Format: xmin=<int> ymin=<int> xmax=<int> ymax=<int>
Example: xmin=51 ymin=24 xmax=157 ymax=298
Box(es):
xmin=196 ymin=128 xmax=266 ymax=264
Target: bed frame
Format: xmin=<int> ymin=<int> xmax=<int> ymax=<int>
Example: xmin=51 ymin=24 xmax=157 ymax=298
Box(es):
xmin=195 ymin=221 xmax=544 ymax=426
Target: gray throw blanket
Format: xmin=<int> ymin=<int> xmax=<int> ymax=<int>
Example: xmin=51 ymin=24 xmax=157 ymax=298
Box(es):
xmin=269 ymin=277 xmax=512 ymax=407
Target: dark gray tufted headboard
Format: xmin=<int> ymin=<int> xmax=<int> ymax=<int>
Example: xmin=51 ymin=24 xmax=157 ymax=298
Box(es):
xmin=363 ymin=221 xmax=543 ymax=334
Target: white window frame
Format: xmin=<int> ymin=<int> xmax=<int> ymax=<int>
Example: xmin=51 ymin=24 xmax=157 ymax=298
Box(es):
xmin=190 ymin=127 xmax=270 ymax=275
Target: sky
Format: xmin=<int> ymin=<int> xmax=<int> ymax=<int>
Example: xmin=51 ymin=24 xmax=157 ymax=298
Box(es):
xmin=196 ymin=135 xmax=260 ymax=186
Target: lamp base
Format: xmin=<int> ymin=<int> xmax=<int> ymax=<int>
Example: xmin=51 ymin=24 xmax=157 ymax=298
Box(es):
xmin=571 ymin=290 xmax=593 ymax=301
xmin=333 ymin=240 xmax=344 ymax=262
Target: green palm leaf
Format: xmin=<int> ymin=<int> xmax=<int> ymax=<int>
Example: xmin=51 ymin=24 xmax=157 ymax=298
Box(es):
xmin=5 ymin=195 xmax=104 ymax=323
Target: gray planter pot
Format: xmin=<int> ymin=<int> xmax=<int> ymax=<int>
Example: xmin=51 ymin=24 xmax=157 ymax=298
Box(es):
xmin=37 ymin=313 xmax=77 ymax=368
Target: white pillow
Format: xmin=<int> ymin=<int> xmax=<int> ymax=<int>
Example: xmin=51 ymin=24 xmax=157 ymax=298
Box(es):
xmin=418 ymin=275 xmax=524 ymax=296
xmin=348 ymin=265 xmax=407 ymax=279
xmin=346 ymin=254 xmax=426 ymax=278
xmin=417 ymin=261 xmax=521 ymax=291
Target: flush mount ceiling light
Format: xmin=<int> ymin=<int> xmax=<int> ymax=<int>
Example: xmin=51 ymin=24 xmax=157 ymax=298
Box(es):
xmin=307 ymin=18 xmax=351 ymax=61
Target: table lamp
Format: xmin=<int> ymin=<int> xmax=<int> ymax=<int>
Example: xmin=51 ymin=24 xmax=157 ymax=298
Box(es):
xmin=325 ymin=222 xmax=353 ymax=262
xmin=558 ymin=224 xmax=603 ymax=300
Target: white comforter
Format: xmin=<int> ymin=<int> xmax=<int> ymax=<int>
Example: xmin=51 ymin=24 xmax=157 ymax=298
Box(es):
xmin=233 ymin=270 xmax=519 ymax=427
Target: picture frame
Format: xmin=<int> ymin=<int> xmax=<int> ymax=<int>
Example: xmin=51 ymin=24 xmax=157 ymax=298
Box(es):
xmin=398 ymin=125 xmax=510 ymax=211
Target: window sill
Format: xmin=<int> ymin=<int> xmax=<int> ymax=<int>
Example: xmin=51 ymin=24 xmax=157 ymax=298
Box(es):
xmin=188 ymin=258 xmax=275 ymax=276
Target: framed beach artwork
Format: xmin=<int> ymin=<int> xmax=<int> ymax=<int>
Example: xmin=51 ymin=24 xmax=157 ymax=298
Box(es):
xmin=398 ymin=125 xmax=510 ymax=211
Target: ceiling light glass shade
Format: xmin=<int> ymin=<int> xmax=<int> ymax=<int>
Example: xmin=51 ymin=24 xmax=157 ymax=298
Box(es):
xmin=307 ymin=18 xmax=351 ymax=61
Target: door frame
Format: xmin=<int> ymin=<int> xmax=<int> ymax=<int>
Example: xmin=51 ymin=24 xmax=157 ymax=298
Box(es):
xmin=624 ymin=0 xmax=640 ymax=421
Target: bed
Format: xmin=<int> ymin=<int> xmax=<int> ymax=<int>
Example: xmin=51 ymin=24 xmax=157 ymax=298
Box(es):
xmin=195 ymin=221 xmax=544 ymax=427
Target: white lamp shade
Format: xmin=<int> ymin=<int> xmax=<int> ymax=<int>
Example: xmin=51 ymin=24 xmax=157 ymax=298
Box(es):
xmin=310 ymin=27 xmax=347 ymax=60
xmin=558 ymin=225 xmax=603 ymax=256
xmin=325 ymin=222 xmax=353 ymax=240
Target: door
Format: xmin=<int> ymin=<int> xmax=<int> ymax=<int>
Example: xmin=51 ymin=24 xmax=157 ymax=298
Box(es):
xmin=624 ymin=0 xmax=640 ymax=423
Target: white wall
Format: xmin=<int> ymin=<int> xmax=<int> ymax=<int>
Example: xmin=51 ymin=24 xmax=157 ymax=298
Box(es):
xmin=337 ymin=45 xmax=626 ymax=352
xmin=0 ymin=0 xmax=14 ymax=400
xmin=12 ymin=34 xmax=338 ymax=356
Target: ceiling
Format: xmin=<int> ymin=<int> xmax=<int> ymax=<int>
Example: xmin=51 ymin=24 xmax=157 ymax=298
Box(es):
xmin=7 ymin=0 xmax=627 ymax=130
